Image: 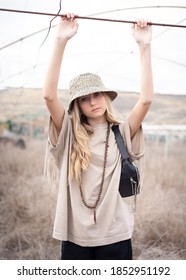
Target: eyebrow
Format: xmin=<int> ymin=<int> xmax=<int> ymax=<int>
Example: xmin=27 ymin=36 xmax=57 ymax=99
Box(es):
xmin=79 ymin=95 xmax=88 ymax=100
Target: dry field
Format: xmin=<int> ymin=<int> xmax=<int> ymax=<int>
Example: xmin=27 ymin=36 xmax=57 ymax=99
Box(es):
xmin=0 ymin=139 xmax=185 ymax=260
xmin=0 ymin=88 xmax=186 ymax=259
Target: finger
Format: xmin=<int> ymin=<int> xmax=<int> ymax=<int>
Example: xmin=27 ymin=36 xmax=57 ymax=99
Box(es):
xmin=147 ymin=20 xmax=152 ymax=27
xmin=60 ymin=13 xmax=72 ymax=21
xmin=59 ymin=16 xmax=63 ymax=22
xmin=74 ymin=18 xmax=79 ymax=26
xmin=137 ymin=18 xmax=148 ymax=28
xmin=60 ymin=14 xmax=67 ymax=21
xmin=66 ymin=13 xmax=77 ymax=21
xmin=131 ymin=21 xmax=138 ymax=31
xmin=69 ymin=13 xmax=75 ymax=21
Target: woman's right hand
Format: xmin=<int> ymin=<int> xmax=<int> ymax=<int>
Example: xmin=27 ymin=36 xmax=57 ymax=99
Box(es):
xmin=56 ymin=13 xmax=79 ymax=40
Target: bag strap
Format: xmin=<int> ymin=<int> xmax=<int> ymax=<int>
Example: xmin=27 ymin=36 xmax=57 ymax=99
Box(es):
xmin=112 ymin=124 xmax=130 ymax=162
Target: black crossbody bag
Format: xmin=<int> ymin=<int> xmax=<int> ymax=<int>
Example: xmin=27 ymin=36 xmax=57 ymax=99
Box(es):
xmin=112 ymin=124 xmax=140 ymax=198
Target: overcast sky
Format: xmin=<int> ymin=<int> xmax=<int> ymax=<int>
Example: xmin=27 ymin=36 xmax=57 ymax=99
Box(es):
xmin=0 ymin=0 xmax=186 ymax=94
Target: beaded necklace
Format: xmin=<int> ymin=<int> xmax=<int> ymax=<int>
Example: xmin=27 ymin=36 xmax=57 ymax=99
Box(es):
xmin=79 ymin=122 xmax=110 ymax=223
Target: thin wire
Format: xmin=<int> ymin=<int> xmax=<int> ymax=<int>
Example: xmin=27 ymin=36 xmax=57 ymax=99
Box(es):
xmin=0 ymin=27 xmax=50 ymax=51
xmin=0 ymin=7 xmax=186 ymax=28
xmin=88 ymin=5 xmax=186 ymax=17
xmin=39 ymin=0 xmax=62 ymax=47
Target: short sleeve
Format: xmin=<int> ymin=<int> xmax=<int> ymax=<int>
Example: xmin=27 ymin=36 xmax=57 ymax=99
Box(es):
xmin=44 ymin=110 xmax=72 ymax=189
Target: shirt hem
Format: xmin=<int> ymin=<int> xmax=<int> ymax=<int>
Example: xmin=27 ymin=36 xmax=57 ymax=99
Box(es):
xmin=53 ymin=231 xmax=133 ymax=247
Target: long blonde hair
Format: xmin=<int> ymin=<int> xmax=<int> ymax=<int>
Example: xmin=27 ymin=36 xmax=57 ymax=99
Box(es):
xmin=69 ymin=93 xmax=120 ymax=182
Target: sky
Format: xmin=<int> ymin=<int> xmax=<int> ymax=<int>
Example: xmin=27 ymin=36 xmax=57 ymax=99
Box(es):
xmin=0 ymin=0 xmax=186 ymax=94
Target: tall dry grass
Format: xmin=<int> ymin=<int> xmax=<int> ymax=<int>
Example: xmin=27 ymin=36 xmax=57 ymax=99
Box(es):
xmin=0 ymin=139 xmax=185 ymax=259
xmin=133 ymin=142 xmax=186 ymax=259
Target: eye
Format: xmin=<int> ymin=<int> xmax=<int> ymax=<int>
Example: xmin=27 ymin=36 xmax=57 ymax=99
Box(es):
xmin=94 ymin=92 xmax=102 ymax=97
xmin=80 ymin=96 xmax=88 ymax=103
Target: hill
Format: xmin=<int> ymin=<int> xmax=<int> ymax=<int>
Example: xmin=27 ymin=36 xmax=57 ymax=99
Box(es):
xmin=0 ymin=88 xmax=186 ymax=125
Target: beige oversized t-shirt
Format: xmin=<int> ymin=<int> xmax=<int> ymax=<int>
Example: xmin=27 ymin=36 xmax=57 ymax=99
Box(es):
xmin=45 ymin=110 xmax=145 ymax=247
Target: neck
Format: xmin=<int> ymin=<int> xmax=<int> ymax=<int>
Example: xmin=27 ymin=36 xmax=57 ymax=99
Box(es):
xmin=88 ymin=115 xmax=107 ymax=126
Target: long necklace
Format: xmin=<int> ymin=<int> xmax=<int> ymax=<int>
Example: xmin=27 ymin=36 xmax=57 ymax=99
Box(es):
xmin=79 ymin=122 xmax=110 ymax=223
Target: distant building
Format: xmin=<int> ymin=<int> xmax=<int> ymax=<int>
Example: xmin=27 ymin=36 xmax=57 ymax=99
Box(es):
xmin=143 ymin=125 xmax=186 ymax=143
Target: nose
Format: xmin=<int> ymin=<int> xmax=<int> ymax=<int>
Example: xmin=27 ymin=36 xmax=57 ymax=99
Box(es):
xmin=90 ymin=95 xmax=96 ymax=106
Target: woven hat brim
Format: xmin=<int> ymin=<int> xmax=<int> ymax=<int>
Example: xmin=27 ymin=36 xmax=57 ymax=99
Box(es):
xmin=68 ymin=89 xmax=118 ymax=113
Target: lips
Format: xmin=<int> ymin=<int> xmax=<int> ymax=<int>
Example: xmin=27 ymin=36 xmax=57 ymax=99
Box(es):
xmin=92 ymin=108 xmax=100 ymax=112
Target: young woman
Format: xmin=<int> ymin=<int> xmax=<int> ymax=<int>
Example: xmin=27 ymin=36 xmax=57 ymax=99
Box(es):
xmin=43 ymin=14 xmax=153 ymax=260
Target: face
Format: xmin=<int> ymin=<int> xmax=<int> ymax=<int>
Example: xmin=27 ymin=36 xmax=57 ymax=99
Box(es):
xmin=78 ymin=92 xmax=107 ymax=124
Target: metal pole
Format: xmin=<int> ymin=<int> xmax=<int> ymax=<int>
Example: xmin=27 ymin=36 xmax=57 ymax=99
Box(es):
xmin=0 ymin=8 xmax=186 ymax=28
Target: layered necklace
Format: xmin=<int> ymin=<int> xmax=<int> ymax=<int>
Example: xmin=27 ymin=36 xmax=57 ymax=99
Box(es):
xmin=79 ymin=121 xmax=110 ymax=223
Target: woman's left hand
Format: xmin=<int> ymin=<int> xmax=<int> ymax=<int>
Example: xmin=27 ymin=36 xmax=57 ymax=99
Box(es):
xmin=132 ymin=19 xmax=152 ymax=45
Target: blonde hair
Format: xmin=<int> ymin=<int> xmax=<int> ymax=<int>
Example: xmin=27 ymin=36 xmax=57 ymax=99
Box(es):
xmin=69 ymin=93 xmax=120 ymax=182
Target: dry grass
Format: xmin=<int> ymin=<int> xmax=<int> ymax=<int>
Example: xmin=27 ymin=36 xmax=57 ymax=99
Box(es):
xmin=133 ymin=142 xmax=186 ymax=259
xmin=0 ymin=139 xmax=186 ymax=260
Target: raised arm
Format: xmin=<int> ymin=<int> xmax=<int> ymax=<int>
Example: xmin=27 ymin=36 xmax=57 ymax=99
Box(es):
xmin=128 ymin=19 xmax=154 ymax=138
xmin=43 ymin=14 xmax=78 ymax=131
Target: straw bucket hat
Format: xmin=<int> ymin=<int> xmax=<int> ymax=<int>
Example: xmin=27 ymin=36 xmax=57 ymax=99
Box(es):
xmin=68 ymin=73 xmax=118 ymax=113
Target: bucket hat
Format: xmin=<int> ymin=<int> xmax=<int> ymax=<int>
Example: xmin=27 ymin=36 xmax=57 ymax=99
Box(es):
xmin=68 ymin=73 xmax=118 ymax=113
